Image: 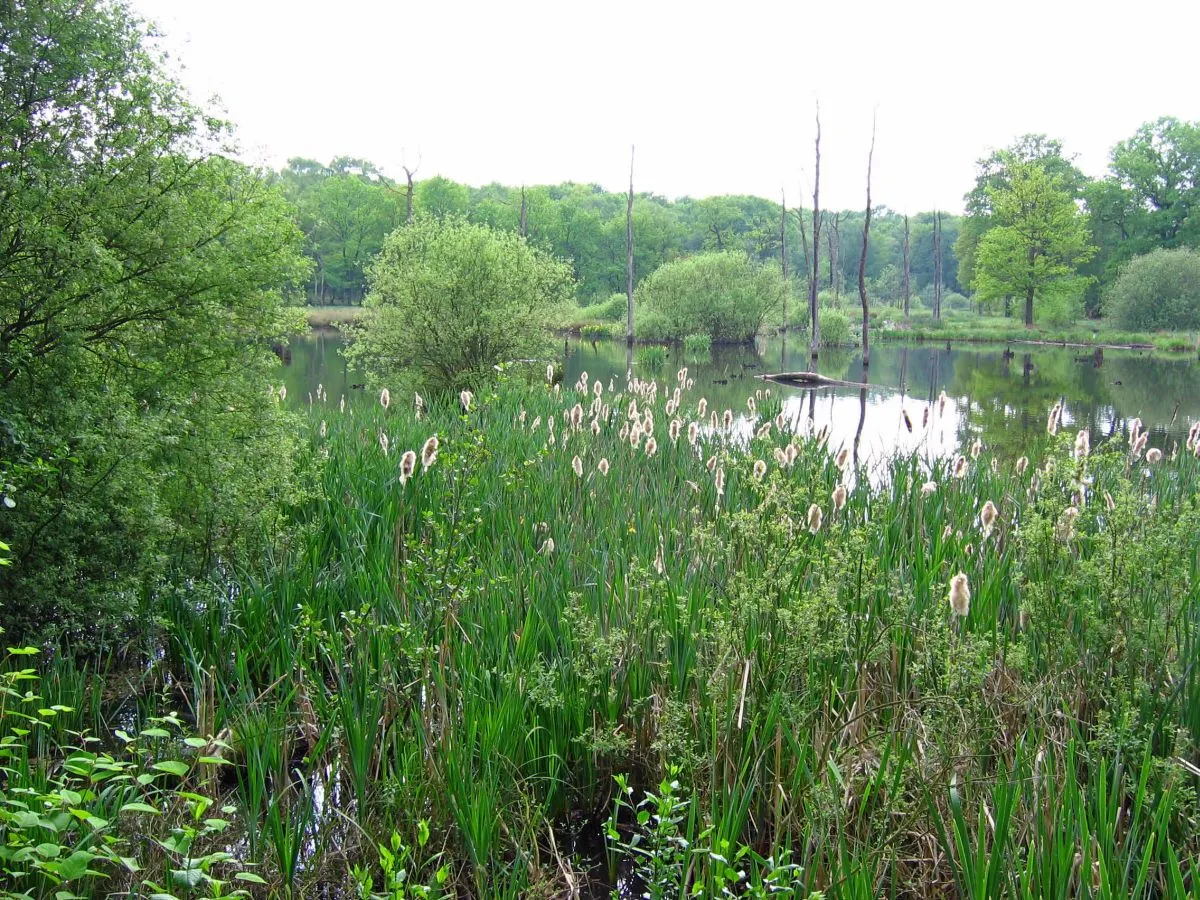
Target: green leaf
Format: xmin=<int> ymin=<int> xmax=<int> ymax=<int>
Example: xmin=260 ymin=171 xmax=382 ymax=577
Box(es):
xmin=120 ymin=802 xmax=161 ymax=816
xmin=151 ymin=760 xmax=190 ymax=777
xmin=234 ymin=872 xmax=268 ymax=884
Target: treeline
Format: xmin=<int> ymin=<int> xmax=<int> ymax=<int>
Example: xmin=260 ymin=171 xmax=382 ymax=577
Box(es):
xmin=276 ymin=158 xmax=964 ymax=309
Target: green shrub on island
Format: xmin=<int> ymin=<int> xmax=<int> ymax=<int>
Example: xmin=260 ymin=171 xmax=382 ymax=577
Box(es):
xmin=635 ymin=252 xmax=786 ymax=343
xmin=682 ymin=332 xmax=712 ymax=357
xmin=345 ymin=217 xmax=576 ymax=393
xmin=818 ymin=309 xmax=853 ymax=346
xmin=1107 ymin=248 xmax=1200 ymax=331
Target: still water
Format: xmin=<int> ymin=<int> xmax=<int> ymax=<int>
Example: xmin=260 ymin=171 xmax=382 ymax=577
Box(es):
xmin=285 ymin=330 xmax=1200 ymax=464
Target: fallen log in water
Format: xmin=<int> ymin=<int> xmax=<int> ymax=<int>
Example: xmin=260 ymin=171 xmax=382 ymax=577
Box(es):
xmin=757 ymin=371 xmax=894 ymax=390
xmin=1007 ymin=338 xmax=1154 ymax=350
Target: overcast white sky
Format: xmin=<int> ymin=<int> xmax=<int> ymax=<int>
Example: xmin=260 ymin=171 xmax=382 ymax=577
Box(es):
xmin=131 ymin=0 xmax=1199 ymax=214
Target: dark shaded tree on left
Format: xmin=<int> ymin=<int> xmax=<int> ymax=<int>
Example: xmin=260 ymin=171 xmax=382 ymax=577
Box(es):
xmin=0 ymin=0 xmax=310 ymax=647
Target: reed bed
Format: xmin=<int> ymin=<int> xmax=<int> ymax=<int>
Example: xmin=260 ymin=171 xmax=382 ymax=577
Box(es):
xmin=6 ymin=368 xmax=1200 ymax=898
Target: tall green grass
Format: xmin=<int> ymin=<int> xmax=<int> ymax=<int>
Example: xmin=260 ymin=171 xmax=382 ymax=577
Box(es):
xmin=8 ymin=367 xmax=1200 ymax=897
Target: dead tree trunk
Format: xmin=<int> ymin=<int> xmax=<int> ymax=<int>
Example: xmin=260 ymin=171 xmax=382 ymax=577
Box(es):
xmin=858 ymin=113 xmax=876 ymax=368
xmin=827 ymin=212 xmax=841 ymax=300
xmin=780 ymin=188 xmax=788 ymax=331
xmin=519 ymin=185 xmax=527 ymax=238
xmin=902 ymin=214 xmax=911 ymax=318
xmin=809 ymin=104 xmax=822 ymax=356
xmin=403 ymin=161 xmax=419 ymax=224
xmin=932 ymin=211 xmax=943 ymax=320
xmin=626 ymin=145 xmax=635 ymax=345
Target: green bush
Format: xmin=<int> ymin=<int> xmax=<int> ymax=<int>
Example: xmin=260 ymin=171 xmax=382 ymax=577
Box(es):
xmin=635 ymin=252 xmax=786 ymax=343
xmin=595 ymin=293 xmax=630 ymax=322
xmin=636 ymin=345 xmax=669 ymax=370
xmin=346 ymin=218 xmax=576 ymax=392
xmin=818 ymin=309 xmax=853 ymax=346
xmin=1107 ymin=248 xmax=1200 ymax=331
xmin=682 ymin=332 xmax=712 ymax=356
xmin=581 ymin=324 xmax=610 ymax=341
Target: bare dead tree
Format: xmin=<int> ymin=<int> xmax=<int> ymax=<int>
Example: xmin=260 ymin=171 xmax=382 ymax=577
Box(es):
xmin=809 ymin=103 xmax=822 ymax=355
xmin=626 ymin=145 xmax=635 ymax=345
xmin=519 ymin=185 xmax=527 ymax=238
xmin=827 ymin=212 xmax=841 ymax=300
xmin=402 ymin=152 xmax=421 ymax=224
xmin=933 ymin=211 xmax=943 ymax=320
xmin=780 ymin=188 xmax=788 ymax=331
xmin=902 ymin=214 xmax=911 ymax=317
xmin=858 ymin=112 xmax=876 ymax=368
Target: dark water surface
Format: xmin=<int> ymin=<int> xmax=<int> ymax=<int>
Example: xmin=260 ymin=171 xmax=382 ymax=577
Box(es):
xmin=284 ymin=330 xmax=1200 ymax=465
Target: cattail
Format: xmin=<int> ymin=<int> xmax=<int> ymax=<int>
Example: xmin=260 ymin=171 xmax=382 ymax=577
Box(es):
xmin=807 ymin=503 xmax=823 ymax=534
xmin=952 ymin=455 xmax=968 ymax=479
xmin=609 ymin=377 xmax=615 ymax=393
xmin=598 ymin=457 xmax=610 ymax=476
xmin=948 ymin=572 xmax=970 ymax=617
xmin=580 ymin=370 xmax=589 ymax=387
xmin=460 ymin=390 xmax=473 ymax=412
xmin=1146 ymin=447 xmax=1163 ymax=463
xmin=921 ymin=480 xmax=938 ymax=496
xmin=979 ymin=499 xmax=998 ymax=537
xmin=532 ymin=415 xmax=542 ymax=432
xmin=1047 ymin=402 xmax=1061 ymax=436
xmin=715 ymin=467 xmax=726 ymax=496
xmin=399 ymin=450 xmax=417 ymax=485
xmin=571 ymin=404 xmax=583 ymax=430
xmin=816 ymin=424 xmax=830 ymax=447
xmin=1187 ymin=421 xmax=1200 ymax=452
xmin=747 ymin=396 xmax=757 ymax=414
xmin=591 ymin=418 xmax=601 ymax=436
xmin=835 ymin=447 xmax=850 ymax=471
xmin=902 ymin=409 xmax=913 ymax=433
xmin=541 ymin=537 xmax=555 ymax=555
xmin=1074 ymin=429 xmax=1090 ymax=460
xmin=1043 ymin=458 xmax=1056 ymax=476
xmin=1056 ymin=506 xmax=1079 ymax=542
xmin=938 ymin=390 xmax=948 ymax=416
xmin=415 ymin=392 xmax=425 ymax=420
xmin=278 ymin=385 xmax=287 ymax=402
xmin=964 ymin=542 xmax=974 ymax=556
xmin=339 ymin=395 xmax=345 ymax=413
xmin=1015 ymin=456 xmax=1029 ymax=475
xmin=753 ymin=459 xmax=767 ymax=481
xmin=1018 ymin=608 xmax=1031 ymax=631
xmin=618 ymin=421 xmax=628 ymax=441
xmin=319 ymin=420 xmax=327 ymax=438
xmin=693 ymin=397 xmax=707 ymax=419
xmin=628 ymin=399 xmax=639 ymax=421
xmin=548 ymin=433 xmax=556 ymax=447
xmin=922 ymin=406 xmax=930 ymax=429
xmin=1103 ymin=491 xmax=1115 ymax=511
xmin=773 ymin=447 xmax=788 ymax=467
xmin=1129 ymin=417 xmax=1142 ymax=446
xmin=774 ymin=412 xmax=786 ymax=432
xmin=571 ymin=455 xmax=584 ymax=478
xmin=710 ymin=411 xmax=719 ymax=429
xmin=629 ymin=422 xmax=642 ymax=448
xmin=547 ymin=363 xmax=555 ymax=382
xmin=1132 ymin=431 xmax=1148 ymax=459
xmin=677 ymin=366 xmax=688 ymax=384
xmin=594 ymin=380 xmax=603 ymax=398
xmin=723 ymin=409 xmax=733 ymax=429
xmin=832 ymin=484 xmax=847 ymax=511
xmin=420 ymin=434 xmax=439 ymax=470
xmin=756 ymin=423 xmax=771 ymax=440
xmin=643 ymin=408 xmax=655 ymax=433
xmin=786 ymin=443 xmax=798 ymax=466
xmin=706 ymin=455 xmax=718 ymax=472
xmin=380 ymin=388 xmax=391 ymax=409
xmin=518 ymin=408 xmax=527 ymax=426
xmin=654 ymin=542 xmax=665 ymax=575
xmin=688 ymin=422 xmax=700 ymax=446
xmin=942 ymin=524 xmax=953 ymax=540
xmin=379 ymin=432 xmax=390 ymax=455
xmin=669 ymin=418 xmax=682 ymax=444
xmin=645 ymin=436 xmax=658 ymax=456
xmin=308 ymin=392 xmax=313 ymax=407
xmin=970 ymin=438 xmax=982 ymax=459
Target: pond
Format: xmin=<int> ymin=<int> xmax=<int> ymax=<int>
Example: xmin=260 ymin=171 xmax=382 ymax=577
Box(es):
xmin=283 ymin=329 xmax=1200 ymax=466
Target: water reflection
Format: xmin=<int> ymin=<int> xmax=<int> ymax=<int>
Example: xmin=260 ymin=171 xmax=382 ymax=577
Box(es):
xmin=284 ymin=331 xmax=1200 ymax=462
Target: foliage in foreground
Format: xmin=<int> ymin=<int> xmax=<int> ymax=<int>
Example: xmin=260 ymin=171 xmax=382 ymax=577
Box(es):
xmin=9 ymin=372 xmax=1194 ymax=897
xmin=344 ymin=217 xmax=576 ymax=393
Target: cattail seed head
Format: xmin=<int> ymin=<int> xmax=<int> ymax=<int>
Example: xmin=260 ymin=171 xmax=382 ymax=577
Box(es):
xmin=414 ymin=392 xmax=425 ymax=419
xmin=460 ymin=390 xmax=473 ymax=412
xmin=572 ymin=455 xmax=584 ymax=477
xmin=644 ymin=436 xmax=658 ymax=456
xmin=1047 ymin=403 xmax=1061 ymax=436
xmin=979 ymin=500 xmax=998 ymax=537
xmin=319 ymin=420 xmax=327 ymax=438
xmin=952 ymin=455 xmax=968 ymax=479
xmin=942 ymin=524 xmax=953 ymax=540
xmin=921 ymin=480 xmax=938 ymax=496
xmin=1104 ymin=490 xmax=1115 ymax=511
xmin=706 ymin=455 xmax=718 ymax=472
xmin=753 ymin=460 xmax=767 ymax=481
xmin=938 ymin=390 xmax=948 ymax=415
xmin=688 ymin=421 xmax=699 ymax=446
xmin=339 ymin=395 xmax=345 ymax=414
xmin=970 ymin=439 xmax=982 ymax=459
xmin=715 ymin=466 xmax=725 ymax=495
xmin=380 ymin=388 xmax=391 ymax=409
xmin=807 ymin=503 xmax=823 ymax=533
xmin=710 ymin=411 xmax=719 ymax=429
xmin=1074 ymin=430 xmax=1090 ymax=460
xmin=379 ymin=432 xmax=390 ymax=455
xmin=1056 ymin=506 xmax=1079 ymax=541
xmin=1015 ymin=456 xmax=1029 ymax=475
xmin=598 ymin=457 xmax=610 ymax=475
xmin=541 ymin=537 xmax=555 ymax=555
xmin=723 ymin=409 xmax=733 ymax=429
xmin=747 ymin=396 xmax=757 ymax=414
xmin=832 ymin=484 xmax=847 ymax=511
xmin=399 ymin=450 xmax=417 ymax=485
xmin=922 ymin=406 xmax=930 ymax=428
xmin=786 ymin=443 xmax=798 ymax=466
xmin=697 ymin=398 xmax=708 ymax=418
xmin=1129 ymin=417 xmax=1142 ymax=446
xmin=421 ymin=435 xmax=439 ymax=470
xmin=835 ymin=447 xmax=850 ymax=471
xmin=902 ymin=409 xmax=913 ymax=433
xmin=547 ymin=364 xmax=555 ymax=383
xmin=1146 ymin=447 xmax=1163 ymax=463
xmin=949 ymin=572 xmax=971 ymax=617
xmin=669 ymin=418 xmax=682 ymax=444
xmin=591 ymin=418 xmax=601 ymax=436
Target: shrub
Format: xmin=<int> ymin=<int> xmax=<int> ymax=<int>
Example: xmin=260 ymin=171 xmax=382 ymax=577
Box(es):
xmin=346 ymin=218 xmax=575 ymax=392
xmin=818 ymin=309 xmax=853 ymax=346
xmin=595 ymin=293 xmax=630 ymax=322
xmin=1107 ymin=248 xmax=1200 ymax=331
xmin=581 ymin=324 xmax=610 ymax=341
xmin=635 ymin=252 xmax=786 ymax=343
xmin=682 ymin=332 xmax=712 ymax=356
xmin=636 ymin=345 xmax=669 ymax=370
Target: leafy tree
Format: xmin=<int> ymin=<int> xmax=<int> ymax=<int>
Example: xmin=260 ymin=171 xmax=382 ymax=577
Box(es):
xmin=956 ymin=136 xmax=1087 ymax=295
xmin=634 ymin=252 xmax=786 ymax=343
xmin=1105 ymin=248 xmax=1200 ymax=331
xmin=972 ymin=162 xmax=1095 ymax=326
xmin=416 ymin=175 xmax=472 ymax=219
xmin=0 ymin=0 xmax=309 ymax=646
xmin=346 ymin=218 xmax=575 ymax=391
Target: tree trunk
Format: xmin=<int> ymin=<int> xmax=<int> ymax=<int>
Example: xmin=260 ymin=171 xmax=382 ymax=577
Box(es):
xmin=809 ymin=104 xmax=822 ymax=356
xmin=403 ymin=166 xmax=416 ymax=224
xmin=626 ymin=145 xmax=635 ymax=345
xmin=1025 ymin=284 xmax=1035 ymax=327
xmin=858 ymin=113 xmax=876 ymax=368
xmin=780 ymin=188 xmax=788 ymax=331
xmin=902 ymin=214 xmax=911 ymax=317
xmin=519 ymin=185 xmax=527 ymax=238
xmin=827 ymin=213 xmax=841 ymax=299
xmin=932 ymin=211 xmax=943 ymax=320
